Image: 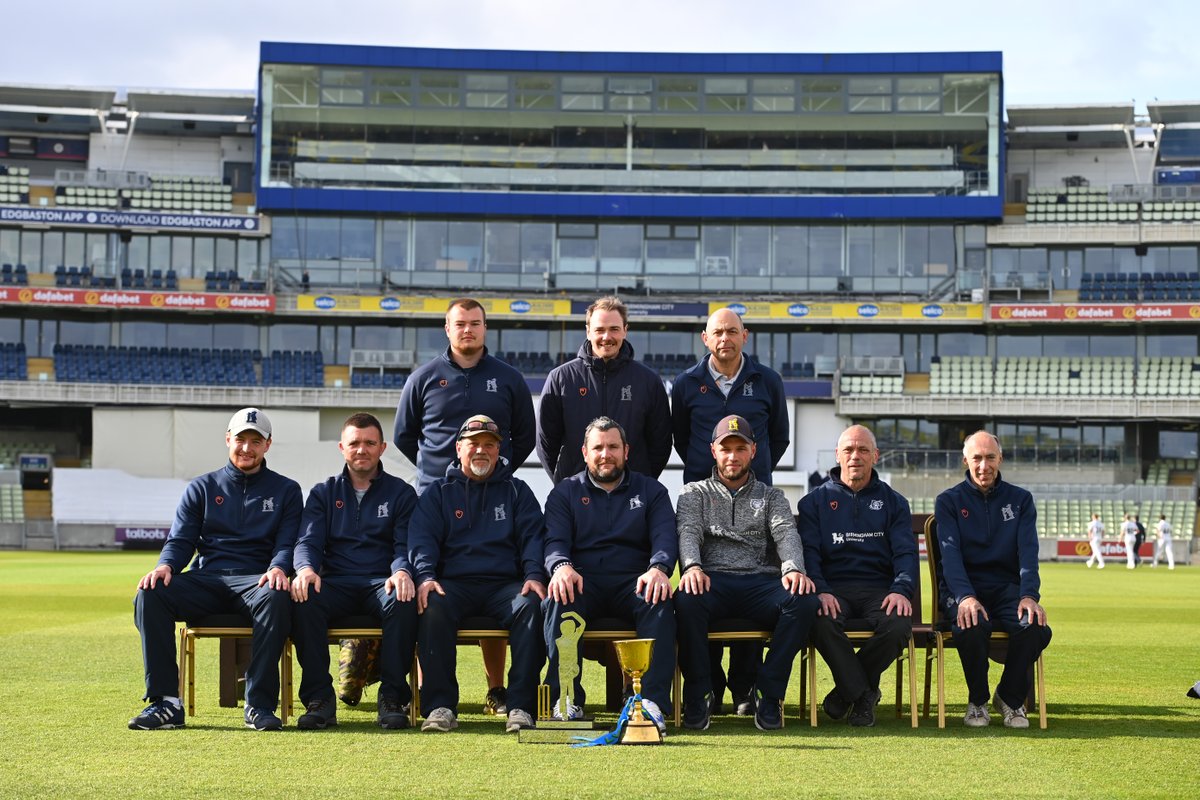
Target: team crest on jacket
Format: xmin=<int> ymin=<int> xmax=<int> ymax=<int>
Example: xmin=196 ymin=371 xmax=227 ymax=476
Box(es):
xmin=869 ymin=499 xmax=884 ymax=511
xmin=377 ymin=502 xmax=389 ymax=518
xmin=1002 ymin=504 xmax=1015 ymax=521
xmin=486 ymin=378 xmax=498 ymax=393
xmin=750 ymin=497 xmax=765 ymax=517
xmin=215 ymin=496 xmax=224 ymax=505
xmin=455 ymin=509 xmax=464 ymax=519
xmin=742 ymin=382 xmax=754 ymax=397
xmin=579 ymin=387 xmax=588 ymax=397
xmin=335 ymin=499 xmax=344 ymax=509
xmin=494 ymin=504 xmax=507 ymax=521
xmin=262 ymin=497 xmax=275 ymax=512
xmin=621 ymin=385 xmax=632 ymax=401
xmin=629 ymin=494 xmax=643 ymax=510
xmin=829 ymin=500 xmax=838 ymax=511
xmin=961 ymin=508 xmax=969 ymax=518
xmin=581 ymin=497 xmax=590 ymax=505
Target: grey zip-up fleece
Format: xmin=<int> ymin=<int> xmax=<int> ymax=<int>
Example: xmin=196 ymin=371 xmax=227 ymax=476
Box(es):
xmin=676 ymin=469 xmax=805 ymax=576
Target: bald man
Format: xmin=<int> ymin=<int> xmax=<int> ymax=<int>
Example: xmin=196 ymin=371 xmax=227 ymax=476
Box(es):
xmin=797 ymin=425 xmax=917 ymax=727
xmin=934 ymin=431 xmax=1051 ymax=729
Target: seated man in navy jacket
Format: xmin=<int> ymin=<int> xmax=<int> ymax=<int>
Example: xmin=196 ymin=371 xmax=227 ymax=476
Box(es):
xmin=130 ymin=408 xmax=302 ymax=731
xmin=934 ymin=430 xmax=1052 ymax=729
xmin=290 ymin=412 xmax=419 ymax=730
xmin=409 ymin=414 xmax=547 ymax=734
xmin=542 ymin=416 xmax=676 ymax=729
xmin=798 ymin=425 xmax=917 ymax=727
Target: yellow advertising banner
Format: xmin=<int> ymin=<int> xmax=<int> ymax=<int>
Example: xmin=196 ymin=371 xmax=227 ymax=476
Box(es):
xmin=296 ymin=295 xmax=571 ymax=316
xmin=706 ymin=300 xmax=983 ymax=322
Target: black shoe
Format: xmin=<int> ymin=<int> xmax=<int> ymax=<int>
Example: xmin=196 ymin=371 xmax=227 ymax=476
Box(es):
xmin=297 ymin=694 xmax=338 ymax=730
xmin=683 ymin=695 xmax=712 ymax=731
xmin=378 ymin=695 xmax=410 ymax=730
xmin=244 ymin=706 xmax=283 ymax=731
xmin=754 ymin=696 xmax=783 ymax=731
xmin=1187 ymin=682 xmax=1200 ymax=699
xmin=735 ymin=691 xmax=756 ymax=717
xmin=822 ymin=690 xmax=849 ymax=721
xmin=848 ymin=692 xmax=876 ymax=727
xmin=484 ymin=686 xmax=508 ymax=715
xmin=128 ymin=698 xmax=185 ymax=730
xmin=707 ymin=693 xmax=724 ymax=716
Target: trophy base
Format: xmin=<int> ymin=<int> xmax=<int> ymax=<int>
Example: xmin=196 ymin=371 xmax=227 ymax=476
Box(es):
xmin=534 ymin=718 xmax=598 ymax=730
xmin=619 ymin=718 xmax=664 ymax=745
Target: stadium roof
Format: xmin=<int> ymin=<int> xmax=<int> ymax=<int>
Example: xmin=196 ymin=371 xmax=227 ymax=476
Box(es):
xmin=125 ymin=89 xmax=255 ymax=136
xmin=0 ymin=83 xmax=117 ymax=134
xmin=1147 ymin=101 xmax=1200 ymax=126
xmin=1006 ymin=103 xmax=1136 ymax=148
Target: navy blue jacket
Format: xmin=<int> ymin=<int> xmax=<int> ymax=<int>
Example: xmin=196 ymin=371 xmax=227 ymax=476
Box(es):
xmin=409 ymin=465 xmax=546 ymax=585
xmin=294 ymin=464 xmax=418 ymax=578
xmin=670 ymin=354 xmax=790 ymax=484
xmin=393 ymin=346 xmax=535 ymax=493
xmin=934 ymin=471 xmax=1041 ymax=604
xmin=158 ymin=460 xmax=302 ymax=575
xmin=537 ymin=340 xmax=672 ymax=483
xmin=796 ymin=467 xmax=918 ymax=599
xmin=543 ymin=469 xmax=677 ymax=579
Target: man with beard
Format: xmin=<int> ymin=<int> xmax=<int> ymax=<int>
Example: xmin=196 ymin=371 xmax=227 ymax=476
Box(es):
xmin=130 ymin=408 xmax=301 ymax=731
xmin=797 ymin=425 xmax=917 ymax=727
xmin=409 ymin=414 xmax=547 ymax=734
xmin=670 ymin=307 xmax=790 ymax=717
xmin=537 ymin=296 xmax=671 ymax=484
xmin=542 ymin=416 xmax=676 ymax=730
xmin=674 ymin=415 xmax=818 ymax=731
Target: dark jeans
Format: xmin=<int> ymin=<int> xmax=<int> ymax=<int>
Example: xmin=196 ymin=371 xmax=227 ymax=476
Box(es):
xmin=417 ymin=578 xmax=544 ymax=716
xmin=291 ymin=575 xmax=417 ymax=706
xmin=134 ymin=570 xmax=290 ymax=711
xmin=812 ymin=583 xmax=912 ymax=704
xmin=950 ymin=582 xmax=1052 ymax=709
xmin=542 ymin=573 xmax=675 ymax=713
xmin=709 ymin=642 xmax=762 ymax=704
xmin=675 ymin=572 xmax=818 ymax=710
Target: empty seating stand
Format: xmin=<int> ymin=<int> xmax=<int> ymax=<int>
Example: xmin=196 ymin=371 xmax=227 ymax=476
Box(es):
xmin=0 ymin=166 xmax=31 ymax=204
xmin=1 ymin=263 xmax=29 ymax=286
xmin=123 ymin=174 xmax=234 ymax=213
xmin=52 ymin=344 xmax=258 ymax=386
xmin=261 ymin=350 xmax=324 ymax=387
xmin=0 ymin=342 xmax=28 ymax=380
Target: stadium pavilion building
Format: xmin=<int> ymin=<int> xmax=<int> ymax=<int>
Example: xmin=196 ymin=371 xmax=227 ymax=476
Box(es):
xmin=0 ymin=44 xmax=1195 ymax=563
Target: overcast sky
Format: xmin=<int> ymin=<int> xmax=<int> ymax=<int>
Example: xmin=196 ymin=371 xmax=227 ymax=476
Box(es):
xmin=3 ymin=0 xmax=1198 ymax=111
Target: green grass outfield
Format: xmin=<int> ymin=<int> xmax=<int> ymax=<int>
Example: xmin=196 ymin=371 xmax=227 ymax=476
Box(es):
xmin=0 ymin=551 xmax=1196 ymax=800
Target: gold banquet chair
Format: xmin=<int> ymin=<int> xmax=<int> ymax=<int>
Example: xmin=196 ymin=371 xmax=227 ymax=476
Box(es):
xmin=178 ymin=614 xmax=290 ymax=723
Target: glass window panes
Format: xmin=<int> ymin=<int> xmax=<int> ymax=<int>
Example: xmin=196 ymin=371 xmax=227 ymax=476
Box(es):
xmin=704 ymin=78 xmax=747 ymax=94
xmin=562 ymin=76 xmax=604 ymax=93
xmin=608 ymin=77 xmax=651 ymax=94
xmin=466 ymin=74 xmax=507 ymax=91
xmin=752 ymin=78 xmax=794 ymax=94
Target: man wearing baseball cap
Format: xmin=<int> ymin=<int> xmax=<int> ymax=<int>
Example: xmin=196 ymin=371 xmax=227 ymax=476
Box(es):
xmin=674 ymin=414 xmax=818 ymax=732
xmin=408 ymin=414 xmax=547 ymax=734
xmin=130 ymin=407 xmax=303 ymax=732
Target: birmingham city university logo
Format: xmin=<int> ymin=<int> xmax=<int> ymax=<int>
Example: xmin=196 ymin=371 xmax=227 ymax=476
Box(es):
xmin=832 ymin=532 xmax=845 ymax=545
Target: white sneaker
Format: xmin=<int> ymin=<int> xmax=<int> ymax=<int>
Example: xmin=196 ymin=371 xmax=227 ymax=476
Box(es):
xmin=421 ymin=706 xmax=457 ymax=732
xmin=552 ymin=698 xmax=582 ymax=721
xmin=506 ymin=708 xmax=535 ymax=733
xmin=993 ymin=691 xmax=1030 ymax=729
xmin=1086 ymin=561 xmax=1093 ymax=568
xmin=641 ymin=698 xmax=667 ymax=736
xmin=1098 ymin=563 xmax=1105 ymax=569
xmin=963 ymin=702 xmax=990 ymax=727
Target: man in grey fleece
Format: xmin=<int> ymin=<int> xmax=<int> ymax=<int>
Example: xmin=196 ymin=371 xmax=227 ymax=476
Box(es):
xmin=673 ymin=414 xmax=819 ymax=731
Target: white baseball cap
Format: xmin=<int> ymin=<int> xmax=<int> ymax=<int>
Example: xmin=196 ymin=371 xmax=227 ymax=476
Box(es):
xmin=227 ymin=407 xmax=272 ymax=438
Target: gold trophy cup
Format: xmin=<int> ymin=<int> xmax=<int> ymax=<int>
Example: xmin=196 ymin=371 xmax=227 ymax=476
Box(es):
xmin=613 ymin=638 xmax=663 ymax=744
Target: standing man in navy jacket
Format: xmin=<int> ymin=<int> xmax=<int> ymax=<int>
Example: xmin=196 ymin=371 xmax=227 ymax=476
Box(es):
xmin=409 ymin=414 xmax=547 ymax=734
xmin=798 ymin=425 xmax=917 ymax=727
xmin=671 ymin=306 xmax=790 ymax=715
xmin=537 ymin=296 xmax=671 ymax=484
xmin=130 ymin=408 xmax=302 ymax=731
xmin=392 ymin=297 xmax=534 ymax=712
xmin=542 ymin=416 xmax=676 ymax=728
xmin=290 ymin=413 xmax=419 ymax=730
xmin=934 ymin=430 xmax=1051 ymax=729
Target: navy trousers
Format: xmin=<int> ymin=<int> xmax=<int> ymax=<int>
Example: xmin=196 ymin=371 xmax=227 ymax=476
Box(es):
xmin=542 ymin=573 xmax=676 ymax=713
xmin=675 ymin=571 xmax=818 ymax=710
xmin=291 ymin=575 xmax=417 ymax=706
xmin=417 ymin=578 xmax=544 ymax=716
xmin=134 ymin=570 xmax=290 ymax=712
xmin=950 ymin=582 xmax=1053 ymax=709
